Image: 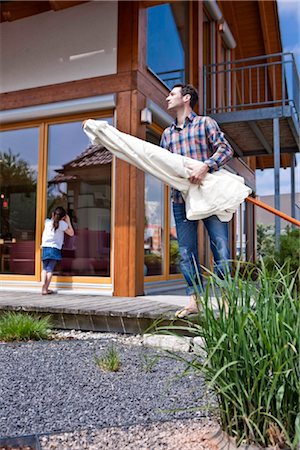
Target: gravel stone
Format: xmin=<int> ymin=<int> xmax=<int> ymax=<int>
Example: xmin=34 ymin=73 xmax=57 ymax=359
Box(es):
xmin=39 ymin=418 xmax=221 ymax=450
xmin=0 ymin=335 xmax=215 ymax=440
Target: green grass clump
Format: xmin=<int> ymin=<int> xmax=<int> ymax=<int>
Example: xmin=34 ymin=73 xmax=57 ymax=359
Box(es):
xmin=0 ymin=312 xmax=52 ymax=341
xmin=140 ymin=353 xmax=160 ymax=373
xmin=155 ymin=262 xmax=300 ymax=449
xmin=95 ymin=345 xmax=121 ymax=372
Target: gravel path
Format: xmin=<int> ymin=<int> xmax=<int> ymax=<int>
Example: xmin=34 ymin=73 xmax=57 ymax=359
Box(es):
xmin=0 ymin=333 xmax=215 ymax=441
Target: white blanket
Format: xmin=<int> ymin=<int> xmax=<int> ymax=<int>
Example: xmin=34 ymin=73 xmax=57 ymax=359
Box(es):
xmin=83 ymin=120 xmax=252 ymax=222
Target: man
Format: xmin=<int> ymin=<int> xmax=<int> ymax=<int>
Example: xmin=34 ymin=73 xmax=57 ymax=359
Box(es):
xmin=160 ymin=84 xmax=234 ymax=318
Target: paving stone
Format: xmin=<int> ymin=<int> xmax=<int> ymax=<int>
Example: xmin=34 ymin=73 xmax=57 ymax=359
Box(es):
xmin=143 ymin=334 xmax=192 ymax=352
xmin=192 ymin=336 xmax=207 ymax=356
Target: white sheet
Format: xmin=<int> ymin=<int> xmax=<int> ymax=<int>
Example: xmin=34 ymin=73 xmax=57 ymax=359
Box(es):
xmin=83 ymin=120 xmax=252 ymax=222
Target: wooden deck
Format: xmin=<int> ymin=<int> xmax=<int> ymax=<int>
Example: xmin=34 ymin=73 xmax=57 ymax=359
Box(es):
xmin=0 ymin=291 xmax=188 ymax=335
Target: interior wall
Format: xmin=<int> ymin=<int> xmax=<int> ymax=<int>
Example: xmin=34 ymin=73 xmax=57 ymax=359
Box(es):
xmin=0 ymin=1 xmax=118 ymax=93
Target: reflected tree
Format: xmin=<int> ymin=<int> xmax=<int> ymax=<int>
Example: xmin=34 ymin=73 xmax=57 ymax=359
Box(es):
xmin=0 ymin=149 xmax=37 ymax=238
xmin=0 ymin=149 xmax=36 ymax=188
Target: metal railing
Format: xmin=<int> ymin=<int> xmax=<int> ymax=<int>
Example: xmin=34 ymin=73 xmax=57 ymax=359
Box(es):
xmin=203 ymin=52 xmax=300 ymax=122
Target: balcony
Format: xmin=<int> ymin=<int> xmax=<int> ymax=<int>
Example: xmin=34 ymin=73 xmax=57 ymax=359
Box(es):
xmin=204 ymin=52 xmax=300 ymax=244
xmin=203 ymin=52 xmax=300 ymax=169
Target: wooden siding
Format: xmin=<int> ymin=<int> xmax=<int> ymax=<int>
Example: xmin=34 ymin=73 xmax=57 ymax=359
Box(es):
xmin=0 ymin=1 xmax=88 ymax=22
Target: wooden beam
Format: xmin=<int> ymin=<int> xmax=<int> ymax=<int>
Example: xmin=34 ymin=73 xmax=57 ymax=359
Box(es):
xmin=117 ymin=1 xmax=146 ymax=73
xmin=0 ymin=72 xmax=133 ymax=111
xmin=197 ymin=1 xmax=203 ymax=112
xmin=0 ymin=1 xmax=88 ymax=22
xmin=248 ymin=121 xmax=272 ymax=154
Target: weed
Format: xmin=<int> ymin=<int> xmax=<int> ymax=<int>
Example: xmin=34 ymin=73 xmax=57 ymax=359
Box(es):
xmin=95 ymin=345 xmax=121 ymax=372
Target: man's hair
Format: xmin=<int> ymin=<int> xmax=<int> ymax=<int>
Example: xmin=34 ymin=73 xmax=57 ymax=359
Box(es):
xmin=172 ymin=83 xmax=199 ymax=109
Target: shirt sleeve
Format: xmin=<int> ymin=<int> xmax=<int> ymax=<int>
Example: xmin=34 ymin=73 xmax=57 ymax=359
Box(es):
xmin=160 ymin=130 xmax=169 ymax=149
xmin=59 ymin=220 xmax=68 ymax=232
xmin=204 ymin=117 xmax=234 ymax=172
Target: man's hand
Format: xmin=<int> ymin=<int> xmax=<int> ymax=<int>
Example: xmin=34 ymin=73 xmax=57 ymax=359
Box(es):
xmin=82 ymin=119 xmax=89 ymax=128
xmin=187 ymin=163 xmax=209 ymax=185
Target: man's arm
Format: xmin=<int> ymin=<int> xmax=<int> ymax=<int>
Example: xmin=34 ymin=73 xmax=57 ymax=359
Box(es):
xmin=203 ymin=116 xmax=234 ymax=171
xmin=160 ymin=129 xmax=168 ymax=149
xmin=188 ymin=117 xmax=233 ymax=185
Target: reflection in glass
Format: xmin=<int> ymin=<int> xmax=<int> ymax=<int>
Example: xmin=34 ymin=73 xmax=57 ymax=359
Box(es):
xmin=236 ymin=203 xmax=246 ymax=260
xmin=0 ymin=128 xmax=38 ymax=274
xmin=169 ymin=201 xmax=181 ymax=274
xmin=47 ymin=119 xmax=112 ymax=277
xmin=147 ymin=3 xmax=187 ymax=88
xmin=144 ymin=173 xmax=164 ymax=276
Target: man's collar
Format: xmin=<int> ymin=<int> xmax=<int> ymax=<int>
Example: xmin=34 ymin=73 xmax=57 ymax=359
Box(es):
xmin=171 ymin=111 xmax=197 ymax=129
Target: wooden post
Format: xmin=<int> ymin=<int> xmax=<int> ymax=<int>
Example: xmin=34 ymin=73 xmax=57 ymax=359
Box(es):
xmin=113 ymin=2 xmax=146 ymax=296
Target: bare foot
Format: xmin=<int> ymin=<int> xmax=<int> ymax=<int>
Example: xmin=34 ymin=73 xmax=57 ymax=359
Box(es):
xmin=175 ymin=307 xmax=198 ymax=318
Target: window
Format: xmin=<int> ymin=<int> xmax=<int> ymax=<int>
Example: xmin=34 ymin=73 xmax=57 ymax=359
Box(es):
xmin=169 ymin=203 xmax=181 ymax=274
xmin=144 ymin=128 xmax=182 ymax=279
xmin=47 ymin=119 xmax=113 ymax=277
xmin=144 ymin=131 xmax=165 ymax=276
xmin=147 ymin=3 xmax=188 ymax=88
xmin=0 ymin=127 xmax=39 ymax=275
xmin=144 ymin=173 xmax=165 ymax=276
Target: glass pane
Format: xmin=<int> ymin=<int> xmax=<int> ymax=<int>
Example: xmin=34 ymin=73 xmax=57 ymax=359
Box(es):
xmin=169 ymin=201 xmax=181 ymax=274
xmin=0 ymin=128 xmax=38 ymax=275
xmin=144 ymin=173 xmax=164 ymax=276
xmin=47 ymin=119 xmax=112 ymax=277
xmin=236 ymin=203 xmax=246 ymax=261
xmin=147 ymin=3 xmax=187 ymax=88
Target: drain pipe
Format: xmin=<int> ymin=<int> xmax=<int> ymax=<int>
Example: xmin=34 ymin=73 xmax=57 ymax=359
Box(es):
xmin=204 ymin=1 xmax=236 ymax=49
xmin=219 ymin=21 xmax=237 ymax=49
xmin=204 ymin=0 xmax=222 ymax=21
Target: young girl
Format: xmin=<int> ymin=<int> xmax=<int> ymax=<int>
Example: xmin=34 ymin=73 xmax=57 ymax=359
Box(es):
xmin=41 ymin=206 xmax=74 ymax=295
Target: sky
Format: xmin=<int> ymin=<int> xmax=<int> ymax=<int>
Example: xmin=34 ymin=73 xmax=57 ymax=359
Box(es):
xmin=256 ymin=0 xmax=300 ymax=197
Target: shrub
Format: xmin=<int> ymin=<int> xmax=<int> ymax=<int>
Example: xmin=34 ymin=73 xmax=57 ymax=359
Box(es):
xmin=273 ymin=226 xmax=300 ymax=275
xmin=0 ymin=312 xmax=52 ymax=341
xmin=95 ymin=345 xmax=121 ymax=372
xmin=155 ymin=262 xmax=300 ymax=448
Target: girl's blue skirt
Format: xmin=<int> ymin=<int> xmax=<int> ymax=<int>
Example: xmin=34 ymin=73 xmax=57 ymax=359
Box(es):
xmin=42 ymin=247 xmax=62 ymax=261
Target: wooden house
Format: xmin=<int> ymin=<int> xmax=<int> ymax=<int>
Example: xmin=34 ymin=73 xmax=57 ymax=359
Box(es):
xmin=0 ymin=1 xmax=299 ymax=296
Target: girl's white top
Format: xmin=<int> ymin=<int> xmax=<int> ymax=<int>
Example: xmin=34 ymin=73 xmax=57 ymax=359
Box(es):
xmin=41 ymin=219 xmax=68 ymax=249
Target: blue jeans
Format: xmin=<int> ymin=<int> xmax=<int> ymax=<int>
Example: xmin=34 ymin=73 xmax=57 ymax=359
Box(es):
xmin=42 ymin=259 xmax=57 ymax=273
xmin=173 ymin=202 xmax=230 ymax=296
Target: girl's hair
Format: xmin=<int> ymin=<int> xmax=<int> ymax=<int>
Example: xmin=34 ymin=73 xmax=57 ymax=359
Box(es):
xmin=52 ymin=206 xmax=66 ymax=231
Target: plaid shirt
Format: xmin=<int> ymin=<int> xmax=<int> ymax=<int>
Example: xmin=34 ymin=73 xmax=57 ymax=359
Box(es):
xmin=160 ymin=111 xmax=234 ymax=203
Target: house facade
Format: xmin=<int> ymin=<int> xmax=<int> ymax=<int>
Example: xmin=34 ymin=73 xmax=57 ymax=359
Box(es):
xmin=0 ymin=1 xmax=299 ymax=296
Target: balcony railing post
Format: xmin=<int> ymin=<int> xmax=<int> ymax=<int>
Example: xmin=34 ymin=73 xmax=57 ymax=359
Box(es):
xmin=273 ymin=117 xmax=281 ymax=250
xmin=281 ymin=53 xmax=286 ymax=111
xmin=291 ymin=153 xmax=296 ymax=227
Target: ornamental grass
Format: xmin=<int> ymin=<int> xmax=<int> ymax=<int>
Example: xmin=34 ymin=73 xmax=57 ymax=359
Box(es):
xmin=0 ymin=311 xmax=52 ymax=341
xmin=155 ymin=261 xmax=299 ymax=449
